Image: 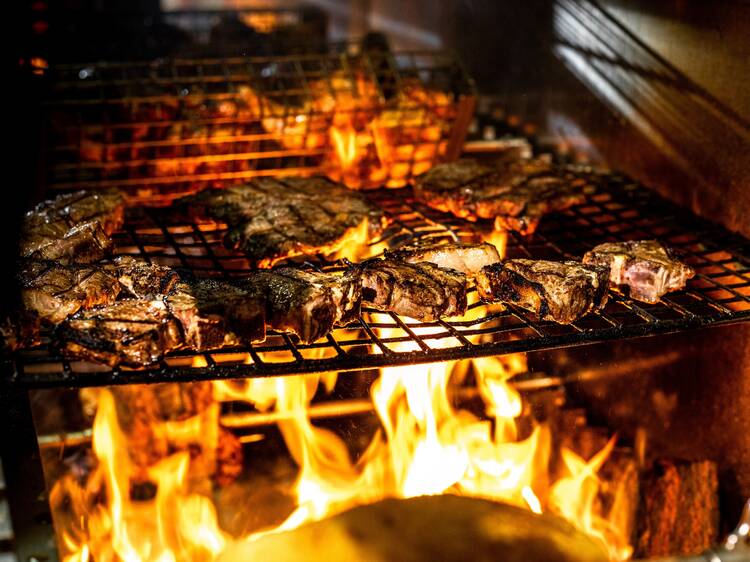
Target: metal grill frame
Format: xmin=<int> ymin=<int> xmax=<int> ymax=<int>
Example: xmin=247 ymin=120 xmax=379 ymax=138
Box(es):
xmin=10 ymin=168 xmax=750 ymax=389
xmin=42 ymin=50 xmax=476 ymax=202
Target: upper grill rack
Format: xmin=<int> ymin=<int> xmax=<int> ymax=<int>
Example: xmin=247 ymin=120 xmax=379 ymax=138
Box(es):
xmin=42 ymin=50 xmax=475 ymax=203
xmin=10 ymin=168 xmax=750 ymax=388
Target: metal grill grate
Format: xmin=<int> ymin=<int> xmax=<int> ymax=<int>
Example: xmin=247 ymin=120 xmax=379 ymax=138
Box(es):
xmin=43 ymin=50 xmax=476 ymax=203
xmin=10 ymin=168 xmax=750 ymax=388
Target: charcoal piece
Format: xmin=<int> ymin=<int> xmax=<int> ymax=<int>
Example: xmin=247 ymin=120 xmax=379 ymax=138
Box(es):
xmin=358 ymin=258 xmax=467 ymax=321
xmin=238 ymin=268 xmax=361 ymax=343
xmin=476 ymin=259 xmax=610 ymax=324
xmin=385 ymin=241 xmax=501 ymax=276
xmin=582 ymin=240 xmax=695 ymax=304
xmin=178 ymin=176 xmax=385 ymax=266
xmin=166 ymin=278 xmax=266 ymax=349
xmin=413 ymin=156 xmax=585 ymax=235
xmin=19 ymin=260 xmax=121 ymax=325
xmin=56 ymin=300 xmax=183 ymax=367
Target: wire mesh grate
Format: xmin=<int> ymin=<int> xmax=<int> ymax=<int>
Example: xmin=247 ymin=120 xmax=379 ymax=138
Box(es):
xmin=10 ymin=168 xmax=750 ymax=388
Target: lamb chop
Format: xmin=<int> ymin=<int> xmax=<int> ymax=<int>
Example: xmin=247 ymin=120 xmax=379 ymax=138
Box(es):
xmin=20 ymin=189 xmax=125 ymax=263
xmin=476 ymin=259 xmax=610 ymax=324
xmin=179 ymin=177 xmax=385 ymax=267
xmin=413 ymin=156 xmax=585 ymax=235
xmin=19 ymin=260 xmax=121 ymax=325
xmin=56 ymin=300 xmax=183 ymax=367
xmin=582 ymin=240 xmax=695 ymax=304
xmin=385 ymin=241 xmax=501 ymax=277
xmin=358 ymin=258 xmax=467 ymax=321
xmin=238 ymin=268 xmax=362 ymax=343
xmin=166 ymin=278 xmax=266 ymax=350
xmin=110 ymin=256 xmax=181 ymax=299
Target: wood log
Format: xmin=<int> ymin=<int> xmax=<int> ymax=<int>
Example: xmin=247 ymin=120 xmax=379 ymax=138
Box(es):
xmin=637 ymin=459 xmax=719 ymax=558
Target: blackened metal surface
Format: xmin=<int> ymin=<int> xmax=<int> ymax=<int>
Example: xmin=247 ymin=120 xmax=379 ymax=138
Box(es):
xmin=7 ymin=171 xmax=750 ymax=388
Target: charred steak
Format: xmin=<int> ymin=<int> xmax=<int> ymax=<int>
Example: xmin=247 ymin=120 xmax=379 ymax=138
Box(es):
xmin=386 ymin=241 xmax=501 ymax=277
xmin=179 ymin=177 xmax=385 ymax=266
xmin=19 ymin=260 xmax=121 ymax=325
xmin=238 ymin=268 xmax=361 ymax=343
xmin=413 ymin=156 xmax=585 ymax=235
xmin=582 ymin=240 xmax=695 ymax=304
xmin=56 ymin=300 xmax=183 ymax=367
xmin=20 ymin=189 xmax=125 ymax=263
xmin=166 ymin=278 xmax=266 ymax=349
xmin=359 ymin=258 xmax=467 ymax=321
xmin=476 ymin=259 xmax=610 ymax=324
xmin=110 ymin=256 xmax=180 ymax=299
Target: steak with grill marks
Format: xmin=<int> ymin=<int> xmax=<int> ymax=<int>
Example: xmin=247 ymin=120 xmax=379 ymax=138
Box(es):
xmin=56 ymin=300 xmax=183 ymax=367
xmin=20 ymin=189 xmax=125 ymax=263
xmin=582 ymin=240 xmax=695 ymax=304
xmin=413 ymin=156 xmax=586 ymax=235
xmin=110 ymin=256 xmax=181 ymax=299
xmin=385 ymin=242 xmax=501 ymax=277
xmin=476 ymin=259 xmax=610 ymax=324
xmin=358 ymin=258 xmax=467 ymax=321
xmin=238 ymin=268 xmax=361 ymax=343
xmin=166 ymin=278 xmax=266 ymax=350
xmin=19 ymin=260 xmax=121 ymax=325
xmin=178 ymin=177 xmax=385 ymax=266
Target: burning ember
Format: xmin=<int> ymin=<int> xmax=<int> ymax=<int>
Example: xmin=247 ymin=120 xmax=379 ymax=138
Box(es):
xmin=50 ymin=344 xmax=633 ymax=562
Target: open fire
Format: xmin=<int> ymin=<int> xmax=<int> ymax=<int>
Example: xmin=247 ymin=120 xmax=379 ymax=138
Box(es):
xmin=51 ymin=340 xmax=633 ymax=562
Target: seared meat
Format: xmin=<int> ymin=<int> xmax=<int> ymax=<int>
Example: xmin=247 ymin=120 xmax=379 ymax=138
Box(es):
xmin=0 ymin=312 xmax=40 ymax=351
xmin=582 ymin=240 xmax=695 ymax=304
xmin=359 ymin=258 xmax=467 ymax=321
xmin=20 ymin=189 xmax=125 ymax=263
xmin=476 ymin=259 xmax=610 ymax=324
xmin=56 ymin=300 xmax=183 ymax=367
xmin=166 ymin=278 xmax=266 ymax=349
xmin=386 ymin=242 xmax=501 ymax=277
xmin=111 ymin=256 xmax=180 ymax=299
xmin=238 ymin=268 xmax=361 ymax=343
xmin=179 ymin=177 xmax=385 ymax=266
xmin=19 ymin=260 xmax=121 ymax=324
xmin=413 ymin=156 xmax=585 ymax=235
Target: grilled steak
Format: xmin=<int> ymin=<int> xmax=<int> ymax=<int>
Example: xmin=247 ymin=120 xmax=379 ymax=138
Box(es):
xmin=57 ymin=300 xmax=183 ymax=367
xmin=19 ymin=260 xmax=121 ymax=325
xmin=111 ymin=256 xmax=180 ymax=299
xmin=359 ymin=258 xmax=467 ymax=321
xmin=166 ymin=278 xmax=266 ymax=349
xmin=238 ymin=268 xmax=361 ymax=343
xmin=386 ymin=242 xmax=501 ymax=277
xmin=179 ymin=177 xmax=385 ymax=266
xmin=582 ymin=240 xmax=695 ymax=304
xmin=413 ymin=156 xmax=585 ymax=235
xmin=476 ymin=259 xmax=610 ymax=324
xmin=20 ymin=189 xmax=125 ymax=263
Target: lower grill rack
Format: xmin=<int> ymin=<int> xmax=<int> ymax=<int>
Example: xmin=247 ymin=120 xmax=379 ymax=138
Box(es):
xmin=9 ymin=169 xmax=750 ymax=388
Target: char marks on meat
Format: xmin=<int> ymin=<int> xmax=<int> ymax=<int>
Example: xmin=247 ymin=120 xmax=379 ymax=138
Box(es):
xmin=179 ymin=177 xmax=385 ymax=266
xmin=20 ymin=189 xmax=125 ymax=263
xmin=359 ymin=258 xmax=467 ymax=321
xmin=111 ymin=256 xmax=180 ymax=298
xmin=413 ymin=156 xmax=585 ymax=235
xmin=476 ymin=259 xmax=609 ymax=324
xmin=238 ymin=268 xmax=361 ymax=343
xmin=386 ymin=241 xmax=501 ymax=277
xmin=166 ymin=278 xmax=266 ymax=349
xmin=582 ymin=240 xmax=695 ymax=304
xmin=19 ymin=260 xmax=121 ymax=324
xmin=57 ymin=300 xmax=183 ymax=367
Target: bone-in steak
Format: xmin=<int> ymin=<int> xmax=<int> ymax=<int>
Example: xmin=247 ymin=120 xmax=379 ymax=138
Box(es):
xmin=582 ymin=240 xmax=695 ymax=304
xmin=386 ymin=242 xmax=501 ymax=277
xmin=57 ymin=300 xmax=183 ymax=367
xmin=413 ymin=156 xmax=585 ymax=235
xmin=359 ymin=258 xmax=467 ymax=321
xmin=179 ymin=177 xmax=385 ymax=266
xmin=19 ymin=260 xmax=121 ymax=325
xmin=476 ymin=259 xmax=610 ymax=324
xmin=20 ymin=189 xmax=125 ymax=263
